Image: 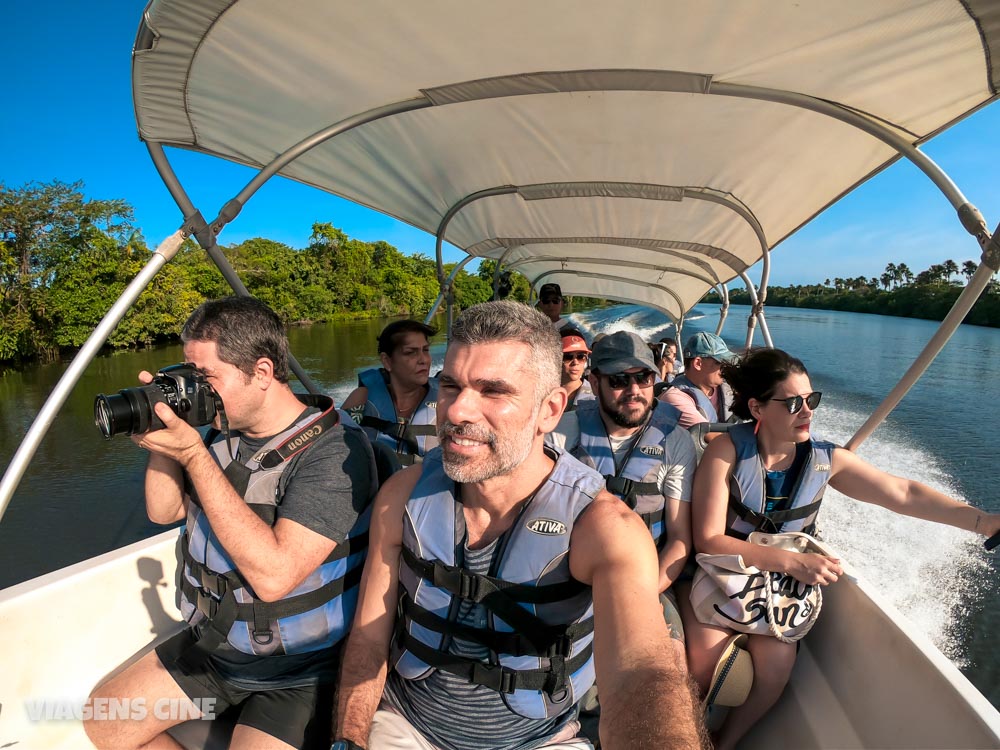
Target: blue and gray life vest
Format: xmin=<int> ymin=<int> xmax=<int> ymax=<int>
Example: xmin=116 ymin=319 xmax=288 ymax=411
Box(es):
xmin=392 ymin=447 xmax=604 ymax=719
xmin=568 ymin=400 xmax=681 ymax=548
xmin=727 ymin=421 xmax=835 ymax=539
xmin=669 ymin=374 xmax=730 ymax=422
xmin=353 ymin=368 xmax=438 ymax=465
xmin=178 ymin=395 xmax=374 ymax=663
xmin=564 ymin=380 xmax=594 ymax=413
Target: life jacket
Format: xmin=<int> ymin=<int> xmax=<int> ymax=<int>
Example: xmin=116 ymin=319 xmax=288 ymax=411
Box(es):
xmin=392 ymin=446 xmax=603 ymax=719
xmin=668 ymin=374 xmax=730 ymax=422
xmin=567 ymin=400 xmax=681 ymax=548
xmin=726 ymin=421 xmax=835 ymax=539
xmin=177 ymin=395 xmax=375 ymax=665
xmin=564 ymin=379 xmax=594 ymax=413
xmin=353 ymin=368 xmax=438 ymax=466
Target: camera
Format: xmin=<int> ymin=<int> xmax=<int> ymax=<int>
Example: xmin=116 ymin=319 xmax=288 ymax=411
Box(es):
xmin=94 ymin=363 xmax=219 ymax=439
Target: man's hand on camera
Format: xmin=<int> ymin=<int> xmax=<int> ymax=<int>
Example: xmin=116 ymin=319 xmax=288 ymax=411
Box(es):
xmin=132 ymin=401 xmax=204 ymax=466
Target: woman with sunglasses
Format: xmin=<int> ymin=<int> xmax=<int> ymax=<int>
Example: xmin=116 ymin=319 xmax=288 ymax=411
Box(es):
xmin=682 ymin=347 xmax=1000 ymax=750
xmin=560 ymin=328 xmax=594 ymax=412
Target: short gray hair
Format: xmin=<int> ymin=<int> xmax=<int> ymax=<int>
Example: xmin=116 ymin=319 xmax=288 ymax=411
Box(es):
xmin=449 ymin=301 xmax=561 ymax=402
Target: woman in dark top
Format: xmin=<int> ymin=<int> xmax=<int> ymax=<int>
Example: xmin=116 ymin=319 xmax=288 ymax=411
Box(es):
xmin=682 ymin=348 xmax=1000 ymax=750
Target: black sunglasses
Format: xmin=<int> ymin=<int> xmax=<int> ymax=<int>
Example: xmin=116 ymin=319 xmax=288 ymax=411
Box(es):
xmin=563 ymin=352 xmax=588 ymax=362
xmin=604 ymin=370 xmax=656 ymax=389
xmin=540 ymin=296 xmax=562 ymax=304
xmin=769 ymin=391 xmax=822 ymax=414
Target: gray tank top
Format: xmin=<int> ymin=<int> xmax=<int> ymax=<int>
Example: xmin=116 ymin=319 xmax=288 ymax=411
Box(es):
xmin=381 ymin=539 xmax=576 ymax=750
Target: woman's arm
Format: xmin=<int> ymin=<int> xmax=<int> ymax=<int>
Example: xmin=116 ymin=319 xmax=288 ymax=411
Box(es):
xmin=830 ymin=447 xmax=1000 ymax=537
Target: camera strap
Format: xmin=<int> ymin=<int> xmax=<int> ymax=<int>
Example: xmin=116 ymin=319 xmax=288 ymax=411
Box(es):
xmin=255 ymin=394 xmax=340 ymax=469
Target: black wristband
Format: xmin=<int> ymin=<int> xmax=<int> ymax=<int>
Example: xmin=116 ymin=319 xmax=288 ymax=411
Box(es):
xmin=331 ymin=740 xmax=366 ymax=750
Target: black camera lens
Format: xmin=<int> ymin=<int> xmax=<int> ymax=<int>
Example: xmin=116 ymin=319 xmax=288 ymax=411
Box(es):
xmin=95 ymin=393 xmax=133 ymax=439
xmin=94 ymin=385 xmax=165 ymax=439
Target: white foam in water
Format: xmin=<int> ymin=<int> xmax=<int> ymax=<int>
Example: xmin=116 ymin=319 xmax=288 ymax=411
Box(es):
xmin=811 ymin=405 xmax=984 ymax=663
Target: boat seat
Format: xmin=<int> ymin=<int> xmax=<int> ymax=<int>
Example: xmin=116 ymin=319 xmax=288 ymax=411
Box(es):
xmin=371 ymin=439 xmax=404 ymax=487
xmin=688 ymin=421 xmax=736 ymax=461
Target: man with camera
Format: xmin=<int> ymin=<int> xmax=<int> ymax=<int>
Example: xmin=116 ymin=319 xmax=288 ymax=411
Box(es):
xmin=85 ymin=296 xmax=376 ymax=750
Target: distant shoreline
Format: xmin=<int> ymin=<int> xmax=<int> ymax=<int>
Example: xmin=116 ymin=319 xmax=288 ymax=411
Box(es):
xmin=705 ymin=282 xmax=999 ymax=329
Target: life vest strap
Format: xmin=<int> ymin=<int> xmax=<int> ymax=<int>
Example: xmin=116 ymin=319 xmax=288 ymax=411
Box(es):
xmin=729 ymin=495 xmax=822 ymax=533
xmin=179 ymin=529 xmax=366 ymax=663
xmin=603 ymin=475 xmax=659 ymax=510
xmin=359 ymin=415 xmax=434 ymax=453
xmin=399 ymin=590 xmax=593 ymax=658
xmin=401 ymin=546 xmax=588 ymax=604
xmin=396 ymin=627 xmax=592 ymax=697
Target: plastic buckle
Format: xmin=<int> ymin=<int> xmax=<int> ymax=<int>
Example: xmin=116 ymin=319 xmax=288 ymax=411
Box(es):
xmin=458 ymin=571 xmax=480 ymax=601
xmin=471 ymin=662 xmax=516 ymax=694
xmin=199 ymin=568 xmax=227 ymax=598
xmin=196 ymin=589 xmax=220 ymax=619
xmin=550 ymin=635 xmax=573 ymax=658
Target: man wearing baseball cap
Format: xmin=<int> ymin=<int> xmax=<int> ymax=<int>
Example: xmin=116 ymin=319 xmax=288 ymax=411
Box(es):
xmin=560 ymin=327 xmax=594 ymax=412
xmin=549 ymin=330 xmax=695 ymax=644
xmin=660 ymin=332 xmax=737 ymax=438
xmin=536 ymin=282 xmax=570 ymax=329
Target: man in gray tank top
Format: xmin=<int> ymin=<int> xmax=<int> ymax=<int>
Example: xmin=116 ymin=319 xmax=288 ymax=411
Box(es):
xmin=334 ymin=301 xmax=705 ymax=750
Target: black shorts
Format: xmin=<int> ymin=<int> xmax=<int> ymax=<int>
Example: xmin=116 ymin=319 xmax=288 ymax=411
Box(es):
xmin=157 ymin=628 xmax=335 ymax=749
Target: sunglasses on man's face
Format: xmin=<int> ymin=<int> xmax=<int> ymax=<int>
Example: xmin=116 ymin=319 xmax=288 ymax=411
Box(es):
xmin=563 ymin=352 xmax=588 ymax=362
xmin=604 ymin=370 xmax=656 ymax=389
xmin=769 ymin=391 xmax=822 ymax=414
xmin=540 ymin=297 xmax=562 ymax=304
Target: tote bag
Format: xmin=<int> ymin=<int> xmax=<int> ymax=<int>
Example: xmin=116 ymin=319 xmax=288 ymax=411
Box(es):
xmin=689 ymin=531 xmax=838 ymax=643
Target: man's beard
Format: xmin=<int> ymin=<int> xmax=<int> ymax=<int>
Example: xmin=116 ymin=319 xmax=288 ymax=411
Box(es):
xmin=599 ymin=389 xmax=652 ymax=429
xmin=437 ymin=416 xmax=537 ymax=483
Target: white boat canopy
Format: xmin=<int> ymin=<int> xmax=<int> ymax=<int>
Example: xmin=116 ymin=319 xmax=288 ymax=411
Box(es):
xmin=132 ymin=0 xmax=1000 ymax=324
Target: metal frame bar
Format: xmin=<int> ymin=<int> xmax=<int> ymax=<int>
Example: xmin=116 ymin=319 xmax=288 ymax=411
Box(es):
xmin=0 ymin=233 xmax=186 ymax=520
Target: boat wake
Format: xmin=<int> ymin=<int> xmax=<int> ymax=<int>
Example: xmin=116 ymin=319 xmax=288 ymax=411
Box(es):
xmin=812 ymin=408 xmax=985 ymax=665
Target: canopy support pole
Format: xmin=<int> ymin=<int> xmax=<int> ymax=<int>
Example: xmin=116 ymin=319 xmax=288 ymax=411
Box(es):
xmin=424 ymin=255 xmax=476 ymax=332
xmin=716 ymin=284 xmax=730 ymax=335
xmin=846 ymin=226 xmax=1000 ymax=451
xmin=147 ymin=145 xmax=322 ymax=394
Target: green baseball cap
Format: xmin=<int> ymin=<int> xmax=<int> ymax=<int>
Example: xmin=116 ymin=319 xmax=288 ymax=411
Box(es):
xmin=683 ymin=332 xmax=737 ymax=363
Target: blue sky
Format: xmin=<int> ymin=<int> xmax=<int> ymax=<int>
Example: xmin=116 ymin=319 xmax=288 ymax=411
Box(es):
xmin=5 ymin=2 xmax=1000 ymax=288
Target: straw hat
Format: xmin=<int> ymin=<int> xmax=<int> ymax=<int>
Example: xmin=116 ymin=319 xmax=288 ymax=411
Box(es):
xmin=703 ymin=634 xmax=753 ymax=708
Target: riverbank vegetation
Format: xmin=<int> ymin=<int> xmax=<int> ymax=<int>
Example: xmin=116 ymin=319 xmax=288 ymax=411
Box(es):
xmin=0 ymin=180 xmax=600 ymax=368
xmin=705 ymin=261 xmax=1000 ymax=328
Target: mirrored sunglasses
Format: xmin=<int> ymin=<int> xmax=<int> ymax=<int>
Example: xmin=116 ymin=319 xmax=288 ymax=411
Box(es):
xmin=563 ymin=352 xmax=589 ymax=362
xmin=605 ymin=370 xmax=656 ymax=389
xmin=769 ymin=391 xmax=822 ymax=414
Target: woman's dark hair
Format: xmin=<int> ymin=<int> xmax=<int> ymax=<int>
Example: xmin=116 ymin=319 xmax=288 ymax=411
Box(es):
xmin=721 ymin=348 xmax=808 ymax=420
xmin=377 ymin=320 xmax=437 ymax=356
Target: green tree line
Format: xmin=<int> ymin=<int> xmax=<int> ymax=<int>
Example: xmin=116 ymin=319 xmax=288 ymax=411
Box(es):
xmin=705 ymin=260 xmax=1000 ymax=327
xmin=0 ymin=180 xmax=597 ymax=369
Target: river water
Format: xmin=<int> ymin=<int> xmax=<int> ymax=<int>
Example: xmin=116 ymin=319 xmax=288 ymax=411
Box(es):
xmin=0 ymin=304 xmax=997 ymax=709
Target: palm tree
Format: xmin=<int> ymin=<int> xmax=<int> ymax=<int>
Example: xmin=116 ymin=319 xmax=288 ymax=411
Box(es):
xmin=896 ymin=263 xmax=913 ymax=286
xmin=883 ymin=262 xmax=898 ymax=289
xmin=962 ymin=260 xmax=978 ymax=282
xmin=942 ymin=259 xmax=959 ymax=282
